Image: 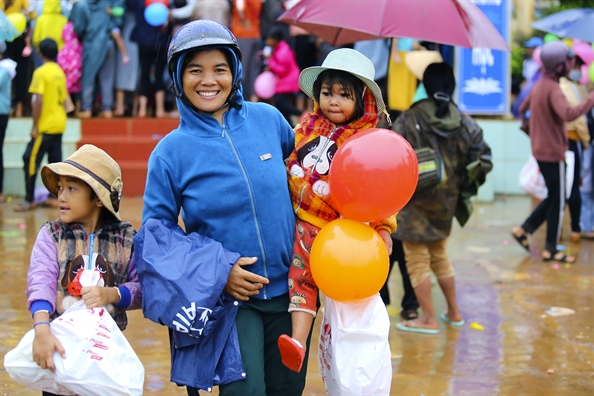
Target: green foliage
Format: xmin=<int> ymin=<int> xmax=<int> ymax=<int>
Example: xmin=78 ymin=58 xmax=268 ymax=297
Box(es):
xmin=558 ymin=0 xmax=593 ymax=8
xmin=537 ymin=0 xmax=592 ymax=20
xmin=511 ymin=42 xmax=525 ymax=81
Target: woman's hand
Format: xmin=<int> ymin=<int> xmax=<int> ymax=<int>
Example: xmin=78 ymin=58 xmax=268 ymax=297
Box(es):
xmin=81 ymin=286 xmax=119 ymax=309
xmin=378 ymin=229 xmax=393 ymax=255
xmin=224 ymin=257 xmax=269 ymax=301
xmin=32 ymin=325 xmax=65 ymax=373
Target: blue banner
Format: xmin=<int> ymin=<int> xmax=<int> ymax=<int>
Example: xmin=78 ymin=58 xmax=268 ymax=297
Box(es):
xmin=455 ymin=0 xmax=510 ymax=114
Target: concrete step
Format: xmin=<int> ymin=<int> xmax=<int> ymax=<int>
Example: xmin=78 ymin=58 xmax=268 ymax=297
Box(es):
xmin=78 ymin=118 xmax=176 ymax=197
xmin=77 ymin=136 xmax=159 ymax=162
xmin=118 ymin=160 xmax=149 ymax=198
xmin=80 ymin=118 xmax=179 ymax=137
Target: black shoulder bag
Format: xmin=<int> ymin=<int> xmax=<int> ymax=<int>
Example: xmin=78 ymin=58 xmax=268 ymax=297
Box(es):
xmin=411 ymin=113 xmax=447 ymax=195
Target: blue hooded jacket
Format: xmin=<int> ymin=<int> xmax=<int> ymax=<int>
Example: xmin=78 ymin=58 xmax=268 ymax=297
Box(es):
xmin=141 ymin=54 xmax=296 ymax=300
xmin=135 ymin=219 xmax=245 ymax=389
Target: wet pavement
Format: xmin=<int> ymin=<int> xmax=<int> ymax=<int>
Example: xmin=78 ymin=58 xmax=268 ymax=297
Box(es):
xmin=1 ymin=195 xmax=592 ymax=395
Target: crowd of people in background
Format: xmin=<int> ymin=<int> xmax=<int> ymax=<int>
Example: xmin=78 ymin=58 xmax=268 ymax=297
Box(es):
xmin=0 ymin=0 xmax=456 ymax=122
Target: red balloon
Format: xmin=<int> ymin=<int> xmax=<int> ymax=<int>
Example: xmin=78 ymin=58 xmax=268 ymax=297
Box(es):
xmin=145 ymin=0 xmax=168 ymax=7
xmin=328 ymin=128 xmax=418 ymax=222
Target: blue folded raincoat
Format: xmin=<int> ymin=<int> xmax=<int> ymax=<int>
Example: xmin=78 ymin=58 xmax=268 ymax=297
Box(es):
xmin=134 ymin=219 xmax=246 ymax=390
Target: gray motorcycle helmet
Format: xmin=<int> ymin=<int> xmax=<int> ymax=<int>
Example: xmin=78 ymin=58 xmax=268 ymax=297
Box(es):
xmin=540 ymin=40 xmax=575 ymax=72
xmin=167 ymin=20 xmax=242 ymax=101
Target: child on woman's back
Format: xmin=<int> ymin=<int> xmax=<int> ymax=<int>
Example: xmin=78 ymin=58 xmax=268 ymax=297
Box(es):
xmin=26 ymin=144 xmax=141 ymax=374
xmin=278 ymin=48 xmax=397 ymax=373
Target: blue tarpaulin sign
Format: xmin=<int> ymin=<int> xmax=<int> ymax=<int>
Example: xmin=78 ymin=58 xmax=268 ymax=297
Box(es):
xmin=455 ymin=0 xmax=510 ymax=115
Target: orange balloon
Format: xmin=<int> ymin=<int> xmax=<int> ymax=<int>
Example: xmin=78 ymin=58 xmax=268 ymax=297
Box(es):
xmin=329 ymin=128 xmax=418 ymax=222
xmin=310 ymin=219 xmax=389 ymax=302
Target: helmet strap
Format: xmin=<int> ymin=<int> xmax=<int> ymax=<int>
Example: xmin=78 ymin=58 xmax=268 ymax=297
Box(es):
xmin=555 ymin=62 xmax=567 ymax=77
xmin=170 ymin=71 xmax=183 ymax=98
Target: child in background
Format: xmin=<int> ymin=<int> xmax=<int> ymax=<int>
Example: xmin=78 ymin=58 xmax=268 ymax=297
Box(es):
xmin=57 ymin=22 xmax=82 ymax=114
xmin=264 ymin=24 xmax=303 ymax=126
xmin=106 ymin=6 xmax=130 ymax=65
xmin=14 ymin=38 xmax=67 ymax=212
xmin=32 ymin=0 xmax=68 ymax=53
xmin=26 ymin=144 xmax=141 ymax=375
xmin=278 ymin=48 xmax=397 ymax=373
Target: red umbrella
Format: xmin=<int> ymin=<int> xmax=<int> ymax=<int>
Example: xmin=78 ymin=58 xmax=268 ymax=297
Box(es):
xmin=278 ymin=0 xmax=509 ymax=51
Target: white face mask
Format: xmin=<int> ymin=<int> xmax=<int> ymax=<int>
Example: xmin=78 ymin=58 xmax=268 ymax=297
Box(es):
xmin=568 ymin=69 xmax=582 ymax=82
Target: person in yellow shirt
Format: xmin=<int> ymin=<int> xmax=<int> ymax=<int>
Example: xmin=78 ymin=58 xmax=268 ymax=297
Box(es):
xmin=32 ymin=0 xmax=67 ymax=52
xmin=14 ymin=38 xmax=67 ymax=212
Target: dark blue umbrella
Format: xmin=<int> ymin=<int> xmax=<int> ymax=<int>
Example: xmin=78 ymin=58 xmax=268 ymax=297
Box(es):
xmin=532 ymin=8 xmax=594 ymax=43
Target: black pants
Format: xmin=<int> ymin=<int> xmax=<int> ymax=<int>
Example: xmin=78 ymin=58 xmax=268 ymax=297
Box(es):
xmin=138 ymin=43 xmax=166 ymax=96
xmin=379 ymin=236 xmax=418 ymax=311
xmin=274 ymin=93 xmax=302 ymax=126
xmin=5 ymin=34 xmax=31 ymax=106
xmin=567 ymin=139 xmax=582 ymax=233
xmin=0 ymin=114 xmax=7 ymax=194
xmin=522 ymin=160 xmax=566 ymax=252
xmin=22 ymin=133 xmax=62 ymax=203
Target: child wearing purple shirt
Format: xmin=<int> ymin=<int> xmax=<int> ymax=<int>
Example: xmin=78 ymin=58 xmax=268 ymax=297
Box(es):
xmin=26 ymin=144 xmax=141 ymax=375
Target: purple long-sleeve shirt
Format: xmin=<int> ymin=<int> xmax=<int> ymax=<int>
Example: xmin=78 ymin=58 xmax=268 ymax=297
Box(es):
xmin=26 ymin=226 xmax=142 ymax=314
xmin=520 ymin=69 xmax=594 ymax=162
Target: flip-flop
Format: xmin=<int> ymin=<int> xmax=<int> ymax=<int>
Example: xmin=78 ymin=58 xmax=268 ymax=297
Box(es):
xmin=543 ymin=250 xmax=576 ymax=264
xmin=511 ymin=232 xmax=530 ymax=252
xmin=278 ymin=334 xmax=305 ymax=373
xmin=396 ymin=320 xmax=439 ymax=335
xmin=440 ymin=313 xmax=465 ymax=327
xmin=13 ymin=201 xmax=36 ymax=212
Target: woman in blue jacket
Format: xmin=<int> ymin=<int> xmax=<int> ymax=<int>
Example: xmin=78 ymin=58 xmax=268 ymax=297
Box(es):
xmin=141 ymin=20 xmax=309 ymax=395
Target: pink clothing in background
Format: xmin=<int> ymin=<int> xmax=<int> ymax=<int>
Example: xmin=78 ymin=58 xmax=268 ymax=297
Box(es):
xmin=57 ymin=22 xmax=82 ymax=94
xmin=268 ymin=40 xmax=300 ymax=94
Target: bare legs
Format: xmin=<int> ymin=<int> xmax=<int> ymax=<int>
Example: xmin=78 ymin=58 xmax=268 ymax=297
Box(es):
xmin=404 ymin=275 xmax=462 ymax=330
xmin=138 ymin=90 xmax=165 ymax=118
xmin=290 ymin=311 xmax=313 ymax=351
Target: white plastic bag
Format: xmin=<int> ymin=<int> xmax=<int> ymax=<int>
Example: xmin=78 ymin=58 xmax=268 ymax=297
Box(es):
xmin=4 ymin=300 xmax=144 ymax=395
xmin=318 ymin=294 xmax=391 ymax=395
xmin=565 ymin=150 xmax=574 ymax=200
xmin=3 ymin=329 xmax=75 ymax=395
xmin=519 ymin=155 xmax=547 ymax=200
xmin=519 ymin=152 xmax=575 ymax=200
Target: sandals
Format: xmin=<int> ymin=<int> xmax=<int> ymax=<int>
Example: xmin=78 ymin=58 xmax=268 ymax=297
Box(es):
xmin=511 ymin=230 xmax=530 ymax=252
xmin=396 ymin=320 xmax=440 ymax=335
xmin=440 ymin=313 xmax=465 ymax=327
xmin=543 ymin=250 xmax=576 ymax=264
xmin=582 ymin=232 xmax=594 ymax=240
xmin=400 ymin=309 xmax=419 ymax=321
xmin=278 ymin=335 xmax=305 ymax=373
xmin=13 ymin=201 xmax=36 ymax=212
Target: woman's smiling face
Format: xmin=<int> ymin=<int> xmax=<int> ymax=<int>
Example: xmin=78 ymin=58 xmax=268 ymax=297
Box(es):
xmin=182 ymin=49 xmax=233 ymax=121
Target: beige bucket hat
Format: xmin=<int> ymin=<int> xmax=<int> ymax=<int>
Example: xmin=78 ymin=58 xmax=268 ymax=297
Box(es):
xmin=41 ymin=144 xmax=123 ymax=220
xmin=299 ymin=48 xmax=386 ymax=114
xmin=404 ymin=50 xmax=443 ymax=81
